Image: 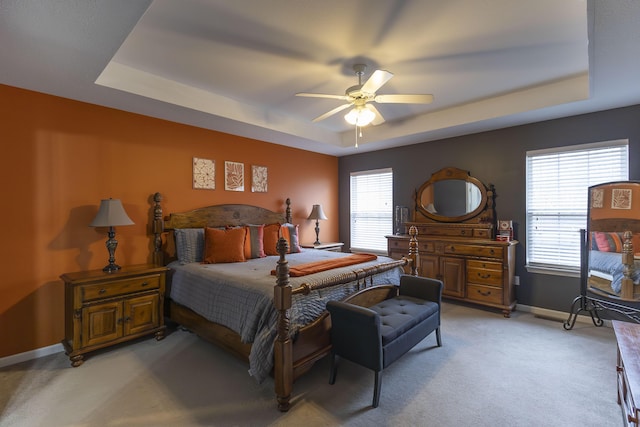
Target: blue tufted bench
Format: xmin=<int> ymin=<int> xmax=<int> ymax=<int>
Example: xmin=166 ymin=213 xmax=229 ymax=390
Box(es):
xmin=326 ymin=274 xmax=442 ymax=408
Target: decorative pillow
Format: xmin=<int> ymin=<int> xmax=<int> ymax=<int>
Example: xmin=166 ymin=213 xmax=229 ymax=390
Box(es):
xmin=244 ymin=224 xmax=266 ymax=259
xmin=174 ymin=228 xmax=204 ymax=264
xmin=263 ymin=223 xmax=281 ymax=256
xmin=280 ymin=223 xmax=302 ymax=253
xmin=593 ymin=231 xmax=624 ymax=252
xmin=203 ymin=226 xmax=247 ymax=263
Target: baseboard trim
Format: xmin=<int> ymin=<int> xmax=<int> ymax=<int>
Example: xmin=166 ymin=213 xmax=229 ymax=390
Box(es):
xmin=0 ymin=304 xmax=610 ymax=368
xmin=517 ymin=304 xmax=612 ymax=327
xmin=0 ymin=343 xmax=64 ymax=369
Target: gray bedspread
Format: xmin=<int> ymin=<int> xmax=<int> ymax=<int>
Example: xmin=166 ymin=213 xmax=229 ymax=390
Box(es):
xmin=168 ymin=249 xmax=403 ymax=383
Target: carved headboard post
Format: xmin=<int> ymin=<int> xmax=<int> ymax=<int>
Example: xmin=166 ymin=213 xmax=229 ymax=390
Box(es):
xmin=285 ymin=198 xmax=292 ymax=223
xmin=152 ymin=192 xmax=164 ymax=266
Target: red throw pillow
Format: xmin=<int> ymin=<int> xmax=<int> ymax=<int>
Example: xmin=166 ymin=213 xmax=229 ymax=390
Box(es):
xmin=263 ymin=223 xmax=281 ymax=256
xmin=203 ymin=226 xmax=247 ymax=263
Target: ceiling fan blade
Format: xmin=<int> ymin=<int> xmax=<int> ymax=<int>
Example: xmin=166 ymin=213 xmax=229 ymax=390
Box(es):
xmin=296 ymin=92 xmax=350 ymax=101
xmin=365 ymin=104 xmax=386 ymax=126
xmin=361 ymin=70 xmax=394 ymax=94
xmin=374 ymin=94 xmax=434 ymax=104
xmin=312 ymin=102 xmax=353 ymax=122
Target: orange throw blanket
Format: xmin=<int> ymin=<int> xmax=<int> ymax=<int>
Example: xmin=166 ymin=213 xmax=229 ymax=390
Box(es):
xmin=271 ymin=253 xmax=378 ymax=277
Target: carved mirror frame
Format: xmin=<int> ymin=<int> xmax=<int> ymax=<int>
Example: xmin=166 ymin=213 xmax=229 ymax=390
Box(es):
xmin=415 ymin=167 xmax=495 ymax=224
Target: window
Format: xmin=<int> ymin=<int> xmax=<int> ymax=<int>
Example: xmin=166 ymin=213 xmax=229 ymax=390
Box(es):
xmin=350 ymin=168 xmax=393 ymax=253
xmin=526 ymin=140 xmax=628 ymax=275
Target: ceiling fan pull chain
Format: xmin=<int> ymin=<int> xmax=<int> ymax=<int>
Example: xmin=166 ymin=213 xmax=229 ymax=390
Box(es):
xmin=355 ymin=125 xmax=359 ymax=148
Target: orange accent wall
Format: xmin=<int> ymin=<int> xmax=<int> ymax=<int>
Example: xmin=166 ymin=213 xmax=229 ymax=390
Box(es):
xmin=0 ymin=84 xmax=338 ymax=359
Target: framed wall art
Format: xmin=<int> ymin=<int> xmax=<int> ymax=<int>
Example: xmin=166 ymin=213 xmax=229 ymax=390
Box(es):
xmin=225 ymin=161 xmax=244 ymax=191
xmin=251 ymin=165 xmax=268 ymax=193
xmin=591 ymin=188 xmax=604 ymax=208
xmin=612 ymin=188 xmax=632 ymax=209
xmin=192 ymin=157 xmax=215 ymax=190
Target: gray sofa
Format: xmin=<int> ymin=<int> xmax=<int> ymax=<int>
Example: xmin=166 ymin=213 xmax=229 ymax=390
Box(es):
xmin=326 ymin=274 xmax=443 ymax=408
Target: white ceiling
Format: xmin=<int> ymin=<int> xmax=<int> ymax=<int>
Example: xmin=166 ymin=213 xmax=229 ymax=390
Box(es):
xmin=1 ymin=0 xmax=639 ymax=156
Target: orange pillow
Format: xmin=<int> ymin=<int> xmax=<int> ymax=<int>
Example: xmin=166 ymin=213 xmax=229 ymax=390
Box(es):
xmin=203 ymin=226 xmax=247 ymax=263
xmin=263 ymin=223 xmax=281 ymax=256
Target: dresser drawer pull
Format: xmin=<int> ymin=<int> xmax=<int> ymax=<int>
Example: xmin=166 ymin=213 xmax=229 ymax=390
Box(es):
xmin=141 ymin=281 xmax=149 ymax=286
xmin=477 ymin=273 xmax=491 ymax=279
xmin=460 ymin=230 xmax=466 ymax=235
xmin=124 ymin=316 xmax=131 ymax=323
xmin=99 ymin=288 xmax=106 ymax=294
xmin=477 ymin=290 xmax=492 ymax=297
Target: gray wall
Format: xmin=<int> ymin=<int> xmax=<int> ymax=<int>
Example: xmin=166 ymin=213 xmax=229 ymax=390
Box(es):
xmin=339 ymin=104 xmax=640 ymax=312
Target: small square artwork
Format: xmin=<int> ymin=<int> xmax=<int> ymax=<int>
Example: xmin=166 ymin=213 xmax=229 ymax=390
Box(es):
xmin=192 ymin=157 xmax=215 ymax=190
xmin=225 ymin=161 xmax=244 ymax=191
xmin=612 ymin=188 xmax=632 ymax=209
xmin=591 ymin=188 xmax=604 ymax=208
xmin=251 ymin=165 xmax=268 ymax=193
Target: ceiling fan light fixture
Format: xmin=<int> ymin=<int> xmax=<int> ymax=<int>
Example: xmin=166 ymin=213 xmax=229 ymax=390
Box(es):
xmin=344 ymin=107 xmax=375 ymax=126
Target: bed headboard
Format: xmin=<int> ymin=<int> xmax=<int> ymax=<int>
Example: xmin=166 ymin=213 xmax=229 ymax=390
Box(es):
xmin=151 ymin=193 xmax=292 ymax=265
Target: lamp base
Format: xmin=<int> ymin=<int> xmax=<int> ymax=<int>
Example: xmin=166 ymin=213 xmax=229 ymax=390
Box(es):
xmin=103 ymin=263 xmax=121 ymax=273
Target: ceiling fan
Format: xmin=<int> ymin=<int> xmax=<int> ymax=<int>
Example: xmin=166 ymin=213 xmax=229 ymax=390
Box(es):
xmin=296 ymin=64 xmax=434 ymax=126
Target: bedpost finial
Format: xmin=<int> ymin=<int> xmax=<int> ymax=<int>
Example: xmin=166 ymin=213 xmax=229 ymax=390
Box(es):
xmin=153 ymin=192 xmax=162 ymax=203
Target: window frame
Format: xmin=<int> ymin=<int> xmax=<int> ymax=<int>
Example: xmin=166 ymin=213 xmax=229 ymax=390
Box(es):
xmin=525 ymin=139 xmax=629 ymax=276
xmin=349 ymin=168 xmax=393 ymax=254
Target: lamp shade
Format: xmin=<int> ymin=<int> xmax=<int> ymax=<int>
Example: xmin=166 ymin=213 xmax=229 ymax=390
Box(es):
xmin=344 ymin=106 xmax=375 ymax=126
xmin=307 ymin=204 xmax=328 ymax=221
xmin=89 ymin=199 xmax=135 ymax=227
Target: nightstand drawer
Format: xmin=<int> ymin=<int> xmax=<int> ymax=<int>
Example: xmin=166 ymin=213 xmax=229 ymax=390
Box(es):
xmin=81 ymin=275 xmax=160 ymax=301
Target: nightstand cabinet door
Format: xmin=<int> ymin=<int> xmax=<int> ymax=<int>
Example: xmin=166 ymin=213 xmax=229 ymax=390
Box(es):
xmin=61 ymin=264 xmax=168 ymax=367
xmin=125 ymin=293 xmax=160 ymax=336
xmin=82 ymin=301 xmax=123 ymax=347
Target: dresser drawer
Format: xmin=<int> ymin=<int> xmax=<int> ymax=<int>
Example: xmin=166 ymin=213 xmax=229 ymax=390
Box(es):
xmin=467 ymin=260 xmax=502 ymax=271
xmin=467 ymin=266 xmax=503 ymax=286
xmin=444 ymin=244 xmax=503 ymax=259
xmin=81 ymin=275 xmax=160 ymax=302
xmin=466 ymin=283 xmax=503 ymax=305
xmin=388 ymin=238 xmax=409 ymax=252
xmin=473 ymin=228 xmax=492 ymax=238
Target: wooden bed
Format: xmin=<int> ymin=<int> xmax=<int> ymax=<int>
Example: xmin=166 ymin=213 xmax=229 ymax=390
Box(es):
xmin=150 ymin=193 xmax=418 ymax=411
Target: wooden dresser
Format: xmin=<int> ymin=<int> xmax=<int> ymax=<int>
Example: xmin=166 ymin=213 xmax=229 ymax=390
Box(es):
xmin=388 ymin=167 xmax=518 ymax=317
xmin=387 ymin=224 xmax=517 ymax=317
xmin=614 ymin=320 xmax=640 ymax=426
xmin=61 ymin=264 xmax=168 ymax=366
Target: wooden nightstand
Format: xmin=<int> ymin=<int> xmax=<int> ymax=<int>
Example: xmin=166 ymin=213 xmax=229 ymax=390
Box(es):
xmin=301 ymin=242 xmax=344 ymax=252
xmin=61 ymin=264 xmax=168 ymax=367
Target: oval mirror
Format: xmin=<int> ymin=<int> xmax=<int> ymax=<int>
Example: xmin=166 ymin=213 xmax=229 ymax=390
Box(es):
xmin=416 ymin=168 xmax=489 ymax=222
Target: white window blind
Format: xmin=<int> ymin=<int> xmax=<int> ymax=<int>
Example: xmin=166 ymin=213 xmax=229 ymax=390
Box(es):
xmin=350 ymin=168 xmax=393 ymax=253
xmin=526 ymin=140 xmax=628 ymax=273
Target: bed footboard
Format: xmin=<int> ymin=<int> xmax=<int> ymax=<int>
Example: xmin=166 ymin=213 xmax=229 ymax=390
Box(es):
xmin=273 ymin=226 xmax=419 ymax=411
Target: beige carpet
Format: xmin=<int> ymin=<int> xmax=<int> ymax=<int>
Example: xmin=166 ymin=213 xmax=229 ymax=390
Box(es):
xmin=0 ymin=303 xmax=622 ymax=427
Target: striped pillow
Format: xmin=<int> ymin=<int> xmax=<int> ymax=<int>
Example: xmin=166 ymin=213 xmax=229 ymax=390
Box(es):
xmin=244 ymin=224 xmax=266 ymax=259
xmin=280 ymin=223 xmax=302 ymax=253
xmin=174 ymin=228 xmax=204 ymax=264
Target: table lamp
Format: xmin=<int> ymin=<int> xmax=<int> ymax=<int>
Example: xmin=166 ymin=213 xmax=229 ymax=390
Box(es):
xmin=307 ymin=204 xmax=328 ymax=245
xmin=90 ymin=198 xmax=134 ymax=272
